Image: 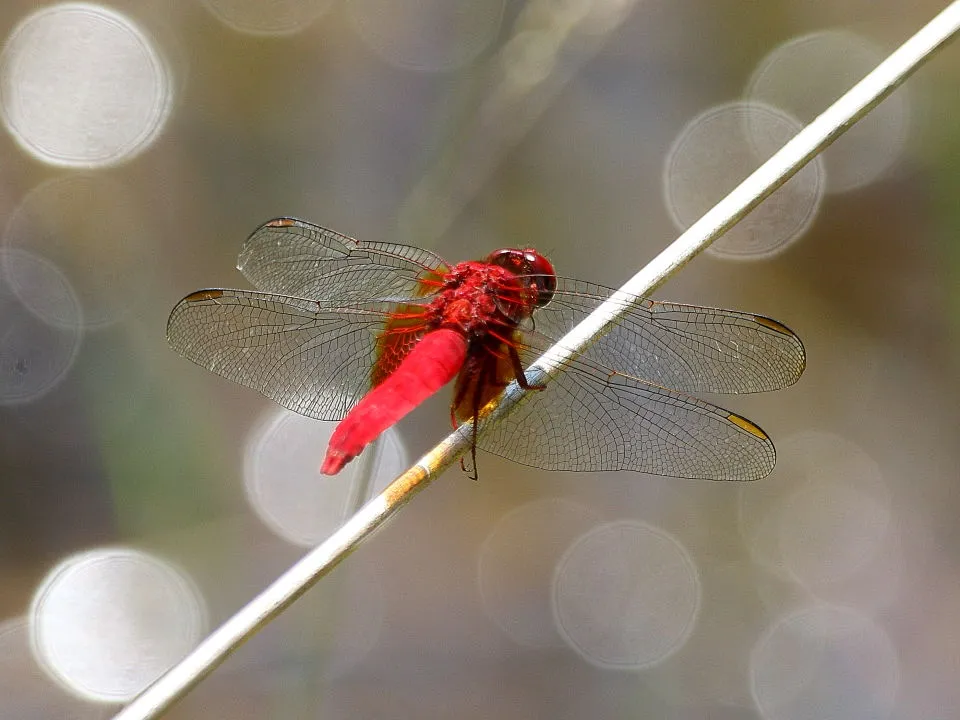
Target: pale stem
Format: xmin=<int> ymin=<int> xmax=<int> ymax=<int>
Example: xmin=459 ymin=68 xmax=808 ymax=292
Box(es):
xmin=114 ymin=4 xmax=960 ymax=719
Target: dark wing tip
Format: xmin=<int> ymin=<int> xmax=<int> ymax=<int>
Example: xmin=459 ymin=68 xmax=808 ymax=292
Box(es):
xmin=166 ymin=288 xmax=224 ymax=345
xmin=752 ymin=313 xmax=807 ymax=385
xmin=238 ymin=216 xmax=362 ymax=273
xmin=243 ymin=217 xmax=302 ymax=247
xmin=238 ymin=218 xmax=303 ymax=273
xmin=182 ymin=288 xmax=224 ymax=303
xmin=725 ymin=412 xmax=777 ymax=482
xmin=752 ymin=314 xmax=795 ymax=337
xmin=264 ymin=217 xmax=297 ymax=228
xmin=726 ymin=411 xmax=769 ymax=441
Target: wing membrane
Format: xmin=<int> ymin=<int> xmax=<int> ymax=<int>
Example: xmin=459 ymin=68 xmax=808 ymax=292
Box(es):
xmin=166 ymin=288 xmax=429 ymax=420
xmin=478 ymin=349 xmax=775 ymax=480
xmin=528 ymin=278 xmax=805 ymax=394
xmin=238 ymin=217 xmax=449 ymax=302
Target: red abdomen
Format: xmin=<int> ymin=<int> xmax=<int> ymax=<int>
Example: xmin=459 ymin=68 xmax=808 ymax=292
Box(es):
xmin=320 ymin=328 xmax=468 ymax=475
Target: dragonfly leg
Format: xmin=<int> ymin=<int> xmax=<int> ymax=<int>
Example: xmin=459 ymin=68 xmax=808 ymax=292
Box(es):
xmin=509 ymin=344 xmax=545 ymax=391
xmin=449 ymin=367 xmax=475 ymax=475
xmin=464 ymin=360 xmax=495 ymax=481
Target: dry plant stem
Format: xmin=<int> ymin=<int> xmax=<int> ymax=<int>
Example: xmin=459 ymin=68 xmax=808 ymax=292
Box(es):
xmin=114 ymin=4 xmax=960 ymax=719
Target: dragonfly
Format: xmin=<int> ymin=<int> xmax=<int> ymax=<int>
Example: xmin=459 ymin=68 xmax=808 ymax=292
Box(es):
xmin=167 ymin=217 xmax=805 ymax=481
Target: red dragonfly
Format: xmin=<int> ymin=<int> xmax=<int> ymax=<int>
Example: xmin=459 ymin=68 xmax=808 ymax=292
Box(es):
xmin=167 ymin=218 xmax=805 ymax=481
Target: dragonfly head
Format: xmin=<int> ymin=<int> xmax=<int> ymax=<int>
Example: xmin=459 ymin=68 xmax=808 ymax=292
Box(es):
xmin=485 ymin=248 xmax=557 ymax=307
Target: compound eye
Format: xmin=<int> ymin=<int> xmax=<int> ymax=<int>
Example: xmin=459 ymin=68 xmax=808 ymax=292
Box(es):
xmin=486 ymin=248 xmax=557 ymax=307
xmin=523 ymin=251 xmax=557 ymax=307
xmin=485 ymin=248 xmax=519 ymax=270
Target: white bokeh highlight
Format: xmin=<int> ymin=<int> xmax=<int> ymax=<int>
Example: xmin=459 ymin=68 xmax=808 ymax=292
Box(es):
xmin=0 ymin=249 xmax=82 ymax=405
xmin=0 ymin=616 xmax=105 ymax=719
xmin=30 ymin=547 xmax=205 ymax=703
xmin=750 ymin=605 xmax=900 ymax=720
xmin=244 ymin=408 xmax=408 ymax=546
xmin=746 ymin=30 xmax=910 ymax=193
xmin=348 ymin=0 xmax=504 ymax=72
xmin=739 ymin=431 xmax=897 ymax=604
xmin=3 ymin=174 xmax=157 ymax=328
xmin=664 ymin=101 xmax=824 ymax=260
xmin=777 ymin=479 xmax=892 ymax=588
xmin=200 ymin=0 xmax=332 ymax=36
xmin=477 ymin=498 xmax=603 ymax=648
xmin=553 ymin=520 xmax=701 ymax=669
xmin=659 ymin=562 xmax=775 ymax=710
xmin=0 ymin=3 xmax=172 ymax=168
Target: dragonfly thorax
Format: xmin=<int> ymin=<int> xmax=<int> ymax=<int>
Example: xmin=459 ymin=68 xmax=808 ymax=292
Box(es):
xmin=431 ymin=260 xmax=538 ymax=336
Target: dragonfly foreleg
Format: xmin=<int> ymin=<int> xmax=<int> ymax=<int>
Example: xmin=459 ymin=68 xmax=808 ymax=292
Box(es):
xmin=509 ymin=344 xmax=545 ymax=391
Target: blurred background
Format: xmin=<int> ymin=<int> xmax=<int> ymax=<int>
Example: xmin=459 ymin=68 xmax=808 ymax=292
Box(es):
xmin=0 ymin=0 xmax=958 ymax=718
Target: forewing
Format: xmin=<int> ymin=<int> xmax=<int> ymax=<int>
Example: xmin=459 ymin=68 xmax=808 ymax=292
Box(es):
xmin=527 ymin=278 xmax=805 ymax=394
xmin=237 ymin=217 xmax=449 ymax=302
xmin=166 ymin=289 xmax=429 ymax=420
xmin=477 ymin=351 xmax=775 ymax=480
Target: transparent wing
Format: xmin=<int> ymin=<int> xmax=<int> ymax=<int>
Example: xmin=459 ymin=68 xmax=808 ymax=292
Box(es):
xmin=166 ymin=288 xmax=429 ymax=420
xmin=237 ymin=217 xmax=449 ymax=302
xmin=478 ymin=349 xmax=775 ymax=480
xmin=526 ymin=278 xmax=805 ymax=394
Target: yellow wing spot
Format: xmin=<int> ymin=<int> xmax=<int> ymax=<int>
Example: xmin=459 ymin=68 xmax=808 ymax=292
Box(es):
xmin=753 ymin=315 xmax=794 ymax=336
xmin=266 ymin=217 xmax=297 ymax=228
xmin=727 ymin=413 xmax=768 ymax=439
xmin=184 ymin=289 xmax=224 ymax=302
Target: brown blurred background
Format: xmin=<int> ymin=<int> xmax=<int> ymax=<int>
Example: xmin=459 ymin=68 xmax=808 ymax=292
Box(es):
xmin=0 ymin=0 xmax=958 ymax=718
